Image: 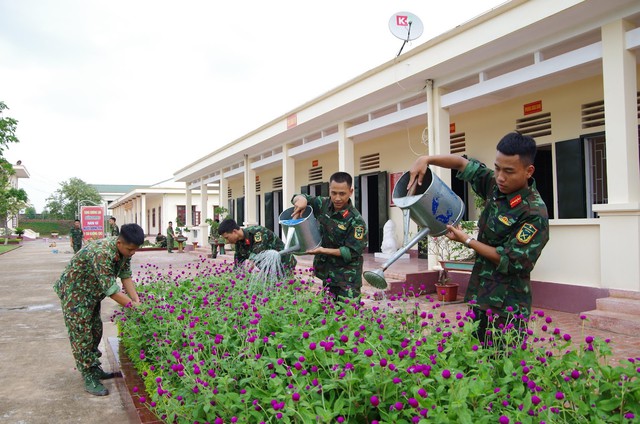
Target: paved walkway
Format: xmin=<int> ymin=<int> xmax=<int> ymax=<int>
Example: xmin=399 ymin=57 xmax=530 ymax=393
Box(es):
xmin=1 ymin=240 xmax=638 ymax=424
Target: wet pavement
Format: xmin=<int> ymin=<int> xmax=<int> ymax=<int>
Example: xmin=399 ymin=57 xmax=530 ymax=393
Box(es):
xmin=1 ymin=240 xmax=638 ymax=424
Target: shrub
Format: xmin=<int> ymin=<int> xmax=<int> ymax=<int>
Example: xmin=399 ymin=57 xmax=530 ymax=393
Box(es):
xmin=115 ymin=263 xmax=640 ymax=423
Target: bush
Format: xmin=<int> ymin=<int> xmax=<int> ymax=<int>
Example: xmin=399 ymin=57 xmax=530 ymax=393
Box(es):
xmin=115 ymin=264 xmax=640 ymax=423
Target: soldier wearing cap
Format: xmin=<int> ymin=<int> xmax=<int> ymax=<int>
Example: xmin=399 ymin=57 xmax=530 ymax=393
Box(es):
xmin=292 ymin=171 xmax=368 ymax=301
xmin=408 ymin=131 xmax=549 ymax=345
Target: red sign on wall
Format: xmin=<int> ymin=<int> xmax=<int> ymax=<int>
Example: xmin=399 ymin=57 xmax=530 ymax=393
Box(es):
xmin=81 ymin=205 xmax=105 ymax=240
xmin=524 ymin=100 xmax=542 ymax=115
xmin=449 ymin=122 xmax=456 ymax=134
xmin=312 ymin=159 xmax=319 ymax=167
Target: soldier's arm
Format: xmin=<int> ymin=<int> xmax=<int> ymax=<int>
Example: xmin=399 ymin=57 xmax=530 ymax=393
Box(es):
xmin=496 ymin=214 xmax=549 ymax=275
xmin=110 ymin=278 xmax=140 ymax=307
xmin=445 ymin=224 xmax=501 ymax=266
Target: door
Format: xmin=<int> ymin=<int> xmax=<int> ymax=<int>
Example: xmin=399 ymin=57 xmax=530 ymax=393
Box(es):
xmin=356 ymin=172 xmax=388 ymax=253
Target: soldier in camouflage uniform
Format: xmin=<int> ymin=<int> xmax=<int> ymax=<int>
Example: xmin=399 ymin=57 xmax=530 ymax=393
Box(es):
xmin=54 ymin=223 xmax=145 ymax=396
xmin=292 ymin=172 xmax=368 ymax=301
xmin=218 ymin=218 xmax=296 ymax=271
xmin=166 ymin=221 xmax=175 ymax=253
xmin=69 ymin=219 xmax=83 ymax=254
xmin=108 ymin=217 xmax=119 ymax=236
xmin=408 ymin=132 xmax=549 ymax=345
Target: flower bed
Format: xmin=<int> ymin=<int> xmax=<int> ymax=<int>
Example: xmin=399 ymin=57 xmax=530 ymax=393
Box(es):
xmin=114 ymin=261 xmax=639 ymax=423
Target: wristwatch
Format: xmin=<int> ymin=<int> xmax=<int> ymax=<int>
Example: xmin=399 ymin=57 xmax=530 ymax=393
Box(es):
xmin=464 ymin=237 xmax=475 ymax=247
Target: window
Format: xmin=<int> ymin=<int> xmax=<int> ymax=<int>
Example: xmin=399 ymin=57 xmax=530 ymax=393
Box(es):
xmin=152 ymin=208 xmax=156 ymax=227
xmin=176 ymin=205 xmax=186 ymax=226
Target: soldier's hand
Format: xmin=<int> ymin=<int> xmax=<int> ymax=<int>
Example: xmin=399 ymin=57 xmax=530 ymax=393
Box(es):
xmin=445 ymin=224 xmax=467 ymax=244
xmin=306 ymin=246 xmax=323 ymax=255
xmin=407 ymin=156 xmax=430 ymax=194
xmin=292 ymin=196 xmax=307 ymax=219
xmin=131 ymin=300 xmax=141 ymax=308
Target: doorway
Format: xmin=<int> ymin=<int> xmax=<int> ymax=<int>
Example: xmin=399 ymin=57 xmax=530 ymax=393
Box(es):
xmin=355 ymin=171 xmax=388 ymax=253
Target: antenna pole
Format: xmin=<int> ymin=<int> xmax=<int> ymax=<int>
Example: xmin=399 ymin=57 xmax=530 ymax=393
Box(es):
xmin=396 ymin=21 xmax=412 ymax=57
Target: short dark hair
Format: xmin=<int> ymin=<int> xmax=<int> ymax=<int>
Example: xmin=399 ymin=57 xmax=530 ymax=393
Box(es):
xmin=74 ymin=219 xmax=80 ymax=223
xmin=330 ymin=171 xmax=353 ymax=187
xmin=109 ymin=217 xmax=116 ymax=222
xmin=218 ymin=218 xmax=240 ymax=235
xmin=168 ymin=221 xmax=172 ymax=225
xmin=119 ymin=223 xmax=145 ymax=246
xmin=496 ymin=131 xmax=537 ymax=165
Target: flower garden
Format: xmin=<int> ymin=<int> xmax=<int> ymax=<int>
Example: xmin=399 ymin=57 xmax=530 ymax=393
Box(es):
xmin=114 ymin=259 xmax=640 ymax=423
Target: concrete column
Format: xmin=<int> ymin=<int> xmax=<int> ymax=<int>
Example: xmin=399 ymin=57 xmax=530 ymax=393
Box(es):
xmin=432 ymin=83 xmax=452 ymax=185
xmin=592 ymin=19 xmax=640 ymax=291
xmin=282 ymin=144 xmax=296 ymax=204
xmin=219 ymin=176 xmax=229 ymax=215
xmin=244 ymin=154 xmax=257 ymax=225
xmin=140 ymin=194 xmax=147 ymax=235
xmin=199 ymin=180 xmax=208 ymax=245
xmin=338 ymin=122 xmax=355 ymax=177
xmin=185 ymin=184 xmax=192 ymax=228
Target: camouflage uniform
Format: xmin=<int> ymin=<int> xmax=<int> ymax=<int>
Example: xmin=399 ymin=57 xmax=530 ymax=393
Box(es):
xmin=166 ymin=225 xmax=175 ymax=253
xmin=209 ymin=221 xmax=220 ymax=258
xmin=110 ymin=224 xmax=119 ymax=237
xmin=53 ymin=236 xmax=132 ymax=378
xmin=294 ymin=194 xmax=368 ymax=299
xmin=457 ymin=158 xmax=549 ymax=322
xmin=69 ymin=226 xmax=83 ymax=254
xmin=233 ymin=225 xmax=296 ymax=270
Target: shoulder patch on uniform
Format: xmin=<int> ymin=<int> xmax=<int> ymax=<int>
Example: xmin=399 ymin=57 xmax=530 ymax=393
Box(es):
xmin=516 ymin=223 xmax=538 ymax=244
xmin=354 ymin=226 xmax=364 ymax=240
xmin=498 ymin=215 xmax=511 ymax=226
xmin=510 ymin=194 xmax=522 ymax=208
xmin=254 ymin=232 xmax=262 ymax=243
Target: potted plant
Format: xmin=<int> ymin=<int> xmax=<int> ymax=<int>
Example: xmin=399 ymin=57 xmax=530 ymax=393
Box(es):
xmin=433 ymin=265 xmax=459 ymax=302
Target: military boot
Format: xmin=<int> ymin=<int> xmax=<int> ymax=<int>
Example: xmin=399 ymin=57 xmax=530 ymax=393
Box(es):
xmin=91 ymin=365 xmax=118 ymax=380
xmin=84 ymin=373 xmax=109 ymax=396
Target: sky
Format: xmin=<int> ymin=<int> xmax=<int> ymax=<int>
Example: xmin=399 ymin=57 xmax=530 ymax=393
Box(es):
xmin=0 ymin=0 xmax=506 ymax=212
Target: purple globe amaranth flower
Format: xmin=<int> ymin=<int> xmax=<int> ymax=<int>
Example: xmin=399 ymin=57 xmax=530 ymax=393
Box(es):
xmin=394 ymin=401 xmax=404 ymax=410
xmin=563 ymin=334 xmax=571 ymax=342
xmin=585 ymin=336 xmax=594 ymax=344
xmin=531 ymin=395 xmax=541 ymax=405
xmin=571 ymin=370 xmax=580 ymax=379
xmin=292 ymin=392 xmax=300 ymax=402
xmin=364 ymin=349 xmax=374 ymax=357
xmin=408 ymin=397 xmax=419 ymax=408
xmin=370 ymin=395 xmax=380 ymax=406
xmin=442 ymin=369 xmax=451 ymax=379
xmin=418 ymin=388 xmax=428 ymax=398
xmin=499 ymin=415 xmax=509 ymax=424
xmin=555 ymin=392 xmax=565 ymax=400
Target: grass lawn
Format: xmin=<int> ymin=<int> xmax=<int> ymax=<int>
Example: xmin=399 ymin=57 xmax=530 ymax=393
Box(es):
xmin=0 ymin=244 xmax=21 ymax=254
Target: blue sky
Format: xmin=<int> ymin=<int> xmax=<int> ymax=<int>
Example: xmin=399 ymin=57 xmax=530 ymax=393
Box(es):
xmin=0 ymin=0 xmax=506 ymax=211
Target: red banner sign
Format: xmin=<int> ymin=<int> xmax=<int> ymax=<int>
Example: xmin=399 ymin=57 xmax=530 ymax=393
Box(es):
xmin=524 ymin=100 xmax=542 ymax=115
xmin=81 ymin=205 xmax=105 ymax=240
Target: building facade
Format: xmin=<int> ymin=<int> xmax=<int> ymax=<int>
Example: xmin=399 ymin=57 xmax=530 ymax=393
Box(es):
xmin=173 ymin=0 xmax=640 ymax=306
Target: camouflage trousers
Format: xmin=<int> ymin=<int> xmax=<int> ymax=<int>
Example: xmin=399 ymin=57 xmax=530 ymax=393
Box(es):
xmin=72 ymin=243 xmax=82 ymax=254
xmin=60 ymin=300 xmax=104 ymax=376
xmin=323 ymin=281 xmax=361 ymax=302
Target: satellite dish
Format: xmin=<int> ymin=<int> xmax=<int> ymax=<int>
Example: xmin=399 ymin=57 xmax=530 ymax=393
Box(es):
xmin=389 ymin=11 xmax=424 ymax=57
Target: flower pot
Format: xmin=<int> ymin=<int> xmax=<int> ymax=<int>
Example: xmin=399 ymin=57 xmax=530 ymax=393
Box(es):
xmin=436 ymin=283 xmax=459 ymax=302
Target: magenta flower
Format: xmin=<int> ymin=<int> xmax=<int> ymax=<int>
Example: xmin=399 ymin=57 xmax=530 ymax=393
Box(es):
xmin=499 ymin=415 xmax=509 ymax=424
xmin=442 ymin=369 xmax=451 ymax=379
xmin=292 ymin=392 xmax=300 ymax=402
xmin=370 ymin=395 xmax=380 ymax=406
xmin=555 ymin=392 xmax=565 ymax=400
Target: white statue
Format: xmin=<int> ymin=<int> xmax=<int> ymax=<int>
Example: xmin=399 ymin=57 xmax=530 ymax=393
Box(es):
xmin=380 ymin=219 xmax=399 ymax=254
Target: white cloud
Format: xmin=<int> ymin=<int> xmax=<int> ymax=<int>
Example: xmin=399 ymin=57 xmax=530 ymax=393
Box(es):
xmin=0 ymin=0 xmax=506 ymax=211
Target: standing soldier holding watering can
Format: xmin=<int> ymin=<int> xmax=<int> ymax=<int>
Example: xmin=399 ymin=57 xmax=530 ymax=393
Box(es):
xmin=408 ymin=131 xmax=549 ymax=347
xmin=292 ymin=171 xmax=368 ymax=302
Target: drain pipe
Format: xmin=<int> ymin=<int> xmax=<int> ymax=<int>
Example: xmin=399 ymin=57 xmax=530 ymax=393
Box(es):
xmin=425 ymin=79 xmax=435 ymax=155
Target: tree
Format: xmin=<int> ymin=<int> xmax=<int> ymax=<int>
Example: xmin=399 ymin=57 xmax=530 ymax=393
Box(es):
xmin=0 ymin=101 xmax=27 ymax=243
xmin=0 ymin=101 xmax=19 ymax=156
xmin=45 ymin=178 xmax=102 ymax=219
xmin=23 ymin=206 xmax=37 ymax=219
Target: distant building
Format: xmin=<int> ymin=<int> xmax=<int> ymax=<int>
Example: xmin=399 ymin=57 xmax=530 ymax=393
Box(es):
xmin=5 ymin=160 xmax=30 ymax=230
xmin=106 ymin=178 xmax=220 ymax=243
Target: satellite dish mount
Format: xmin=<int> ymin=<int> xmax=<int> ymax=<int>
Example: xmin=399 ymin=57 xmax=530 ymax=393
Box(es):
xmin=388 ymin=12 xmax=424 ymax=57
